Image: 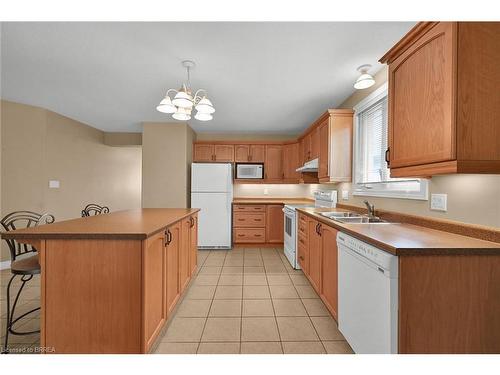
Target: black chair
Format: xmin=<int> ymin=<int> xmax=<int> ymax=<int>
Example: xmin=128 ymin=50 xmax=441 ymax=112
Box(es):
xmin=81 ymin=204 xmax=110 ymax=217
xmin=1 ymin=211 xmax=55 ymax=353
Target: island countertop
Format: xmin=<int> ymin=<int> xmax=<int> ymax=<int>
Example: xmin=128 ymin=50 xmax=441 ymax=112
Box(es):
xmin=0 ymin=208 xmax=200 ymax=240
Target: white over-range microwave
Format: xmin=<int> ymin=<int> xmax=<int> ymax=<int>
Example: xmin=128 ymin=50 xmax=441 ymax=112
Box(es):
xmin=235 ymin=163 xmax=264 ymax=179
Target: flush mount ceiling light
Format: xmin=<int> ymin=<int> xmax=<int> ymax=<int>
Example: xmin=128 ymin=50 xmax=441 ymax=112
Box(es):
xmin=156 ymin=60 xmax=215 ymax=121
xmin=354 ymin=64 xmax=375 ymax=90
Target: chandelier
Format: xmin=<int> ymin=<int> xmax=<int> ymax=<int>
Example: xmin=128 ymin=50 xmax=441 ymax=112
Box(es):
xmin=156 ymin=60 xmax=215 ymax=121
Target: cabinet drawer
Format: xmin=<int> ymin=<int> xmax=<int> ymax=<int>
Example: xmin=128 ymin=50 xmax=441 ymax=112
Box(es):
xmin=233 ymin=228 xmax=266 ymax=243
xmin=298 ymin=219 xmax=308 ymax=238
xmin=297 ymin=236 xmax=308 ymax=272
xmin=233 ymin=212 xmax=266 ymax=227
xmin=233 ymin=204 xmax=266 ymax=212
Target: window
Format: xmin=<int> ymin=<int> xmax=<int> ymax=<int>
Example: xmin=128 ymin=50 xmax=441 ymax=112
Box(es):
xmin=353 ymin=83 xmax=428 ymax=200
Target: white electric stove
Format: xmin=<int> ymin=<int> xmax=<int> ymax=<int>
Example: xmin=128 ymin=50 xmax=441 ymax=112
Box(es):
xmin=283 ymin=190 xmax=337 ymax=269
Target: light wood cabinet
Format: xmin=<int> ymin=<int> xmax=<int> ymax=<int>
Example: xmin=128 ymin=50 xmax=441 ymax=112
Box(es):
xmin=302 ymin=134 xmax=312 ymax=163
xmin=283 ymin=142 xmax=301 ymax=182
xmin=265 ymin=145 xmax=283 ymax=181
xmin=381 ymin=22 xmax=500 ymax=177
xmin=307 ymin=218 xmax=322 ymax=291
xmin=319 ymin=224 xmax=338 ymax=320
xmin=179 ymin=217 xmax=191 ymax=293
xmin=143 ymin=231 xmax=166 ymax=351
xmin=165 ymin=222 xmax=180 ymax=317
xmin=233 ymin=204 xmax=284 ymax=245
xmin=318 ymin=120 xmax=329 ymax=179
xmin=189 ymin=214 xmax=198 ymax=276
xmin=266 ymin=205 xmax=284 ymax=243
xmin=311 ymin=127 xmax=320 ymax=160
xmin=214 ymin=145 xmax=234 ymax=162
xmin=193 ymin=144 xmax=214 ymax=162
xmin=297 ymin=213 xmax=309 ymax=272
xmin=234 ymin=144 xmax=266 ymax=162
xmin=234 ymin=145 xmax=250 ymax=162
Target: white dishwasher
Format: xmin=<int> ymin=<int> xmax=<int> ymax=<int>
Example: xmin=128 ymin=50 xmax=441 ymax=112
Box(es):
xmin=337 ymin=231 xmax=398 ymax=354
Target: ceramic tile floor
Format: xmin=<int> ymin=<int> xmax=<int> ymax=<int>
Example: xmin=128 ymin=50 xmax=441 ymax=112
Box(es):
xmin=155 ymin=247 xmax=353 ymax=354
xmin=0 ymin=247 xmax=353 ymax=354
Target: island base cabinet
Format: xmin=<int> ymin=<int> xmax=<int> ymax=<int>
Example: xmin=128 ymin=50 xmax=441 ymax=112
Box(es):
xmin=38 ymin=213 xmax=198 ymax=354
xmin=42 ymin=239 xmax=143 ymax=354
xmin=319 ymin=225 xmax=338 ymax=321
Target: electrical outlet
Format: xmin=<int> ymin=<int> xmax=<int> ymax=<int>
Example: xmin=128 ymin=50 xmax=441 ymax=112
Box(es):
xmin=431 ymin=193 xmax=447 ymax=211
xmin=49 ymin=180 xmax=60 ymax=189
xmin=263 ymin=188 xmax=269 ymax=195
xmin=342 ymin=190 xmax=349 ymax=200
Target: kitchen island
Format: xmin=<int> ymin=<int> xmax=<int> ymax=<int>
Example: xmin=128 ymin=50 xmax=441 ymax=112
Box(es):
xmin=1 ymin=208 xmax=200 ymax=354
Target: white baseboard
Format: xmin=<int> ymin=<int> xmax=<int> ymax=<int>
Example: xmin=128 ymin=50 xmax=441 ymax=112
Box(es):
xmin=0 ymin=260 xmax=11 ymax=270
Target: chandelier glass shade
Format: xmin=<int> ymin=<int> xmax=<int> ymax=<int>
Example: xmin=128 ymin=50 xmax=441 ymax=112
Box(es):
xmin=354 ymin=64 xmax=375 ymax=90
xmin=157 ymin=60 xmax=215 ymax=121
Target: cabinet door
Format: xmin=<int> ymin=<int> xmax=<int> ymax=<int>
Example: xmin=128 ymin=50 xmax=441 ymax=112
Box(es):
xmin=194 ymin=144 xmax=214 ymax=162
xmin=318 ymin=121 xmax=329 ymax=179
xmin=143 ymin=231 xmax=166 ymax=351
xmin=320 ymin=225 xmax=338 ymax=320
xmin=214 ymin=145 xmax=235 ymax=162
xmin=189 ymin=215 xmax=198 ymax=276
xmin=283 ymin=143 xmax=300 ymax=181
xmin=297 ymin=234 xmax=309 ymax=273
xmin=307 ymin=219 xmax=322 ymax=292
xmin=266 ymin=205 xmax=284 ymax=243
xmin=250 ymin=145 xmax=266 ymax=162
xmin=389 ymin=22 xmax=456 ymax=169
xmin=311 ymin=127 xmax=320 ymax=160
xmin=165 ymin=223 xmax=180 ymax=316
xmin=235 ymin=145 xmax=250 ymax=162
xmin=265 ymin=145 xmax=283 ymax=181
xmin=179 ymin=218 xmax=191 ymax=292
xmin=303 ymin=134 xmax=312 ymax=162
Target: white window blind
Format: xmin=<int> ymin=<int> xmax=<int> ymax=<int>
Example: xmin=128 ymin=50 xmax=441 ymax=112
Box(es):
xmin=353 ymin=83 xmax=428 ymax=200
xmin=358 ymin=97 xmax=389 ymax=183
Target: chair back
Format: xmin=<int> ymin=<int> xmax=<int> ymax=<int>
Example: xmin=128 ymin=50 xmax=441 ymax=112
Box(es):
xmin=0 ymin=211 xmax=55 ymax=261
xmin=81 ymin=204 xmax=110 ymax=217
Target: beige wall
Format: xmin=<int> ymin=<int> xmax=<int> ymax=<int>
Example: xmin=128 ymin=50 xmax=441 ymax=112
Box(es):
xmin=104 ymin=132 xmax=142 ymax=146
xmin=142 ymin=122 xmax=195 ymax=208
xmin=1 ymin=100 xmax=142 ymax=261
xmin=337 ymin=67 xmax=500 ymax=228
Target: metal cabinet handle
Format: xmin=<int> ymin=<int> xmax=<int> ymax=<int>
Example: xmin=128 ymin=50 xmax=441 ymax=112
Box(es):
xmin=299 ymin=255 xmax=304 ymax=261
xmin=318 ymin=224 xmax=322 ymax=236
xmin=385 ymin=148 xmax=390 ymax=168
xmin=165 ymin=229 xmax=172 ymax=245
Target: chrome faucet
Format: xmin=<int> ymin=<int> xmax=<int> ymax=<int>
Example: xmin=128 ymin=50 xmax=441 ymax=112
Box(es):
xmin=363 ymin=200 xmax=376 ymax=218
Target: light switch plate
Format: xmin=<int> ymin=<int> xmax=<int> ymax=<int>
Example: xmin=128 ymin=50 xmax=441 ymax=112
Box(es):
xmin=49 ymin=180 xmax=60 ymax=189
xmin=431 ymin=193 xmax=447 ymax=211
xmin=342 ymin=190 xmax=349 ymax=200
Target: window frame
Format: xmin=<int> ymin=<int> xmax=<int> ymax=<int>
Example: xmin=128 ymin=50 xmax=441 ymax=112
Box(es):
xmin=352 ymin=83 xmax=429 ymax=201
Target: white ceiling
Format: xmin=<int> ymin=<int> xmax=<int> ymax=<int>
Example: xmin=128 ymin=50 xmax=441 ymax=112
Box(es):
xmin=1 ymin=22 xmax=414 ymax=134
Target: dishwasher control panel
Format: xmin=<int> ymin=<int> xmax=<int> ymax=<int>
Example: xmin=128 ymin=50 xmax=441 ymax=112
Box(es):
xmin=337 ymin=231 xmax=397 ymax=273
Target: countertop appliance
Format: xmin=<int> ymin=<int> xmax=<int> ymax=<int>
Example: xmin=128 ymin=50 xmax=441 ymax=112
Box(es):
xmin=235 ymin=163 xmax=264 ymax=179
xmin=283 ymin=190 xmax=337 ymax=269
xmin=191 ymin=163 xmax=233 ymax=249
xmin=337 ymin=232 xmax=398 ymax=353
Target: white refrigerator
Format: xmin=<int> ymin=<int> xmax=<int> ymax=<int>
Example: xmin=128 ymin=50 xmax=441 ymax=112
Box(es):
xmin=191 ymin=163 xmax=233 ymax=249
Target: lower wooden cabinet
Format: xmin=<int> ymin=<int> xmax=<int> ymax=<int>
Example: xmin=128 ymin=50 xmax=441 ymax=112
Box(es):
xmin=179 ymin=217 xmax=191 ymax=293
xmin=307 ymin=218 xmax=322 ymax=291
xmin=301 ymin=214 xmax=338 ymax=320
xmin=266 ymin=205 xmax=284 ymax=243
xmin=319 ymin=224 xmax=338 ymax=320
xmin=189 ymin=215 xmax=198 ymax=276
xmin=143 ymin=231 xmax=167 ymax=352
xmin=165 ymin=222 xmax=180 ymax=317
xmin=233 ymin=204 xmax=284 ymax=245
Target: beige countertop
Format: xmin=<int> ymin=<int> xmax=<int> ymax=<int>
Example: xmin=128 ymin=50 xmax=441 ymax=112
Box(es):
xmin=0 ymin=208 xmax=200 ymax=240
xmin=297 ymin=207 xmax=500 ymax=255
xmin=233 ymin=197 xmax=314 ymax=205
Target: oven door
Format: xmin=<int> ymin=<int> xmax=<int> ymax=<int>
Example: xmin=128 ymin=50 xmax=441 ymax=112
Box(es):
xmin=283 ymin=207 xmax=298 ymax=269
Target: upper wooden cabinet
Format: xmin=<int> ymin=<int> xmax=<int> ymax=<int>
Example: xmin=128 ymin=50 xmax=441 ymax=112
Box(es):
xmin=193 ymin=143 xmax=234 ymax=162
xmin=380 ymin=22 xmax=500 ymax=177
xmin=283 ymin=142 xmax=301 ymax=182
xmin=234 ymin=144 xmax=266 ymax=163
xmin=193 ymin=144 xmax=214 ymax=162
xmin=302 ymin=134 xmax=312 ymax=163
xmin=311 ymin=127 xmax=320 ymax=160
xmin=265 ymin=145 xmax=283 ymax=181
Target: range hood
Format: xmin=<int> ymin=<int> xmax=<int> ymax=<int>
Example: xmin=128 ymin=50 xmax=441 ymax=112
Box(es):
xmin=296 ymin=158 xmax=319 ymax=172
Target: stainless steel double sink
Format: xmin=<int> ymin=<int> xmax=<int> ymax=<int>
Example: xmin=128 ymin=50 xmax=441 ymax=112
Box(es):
xmin=319 ymin=211 xmax=390 ymax=224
